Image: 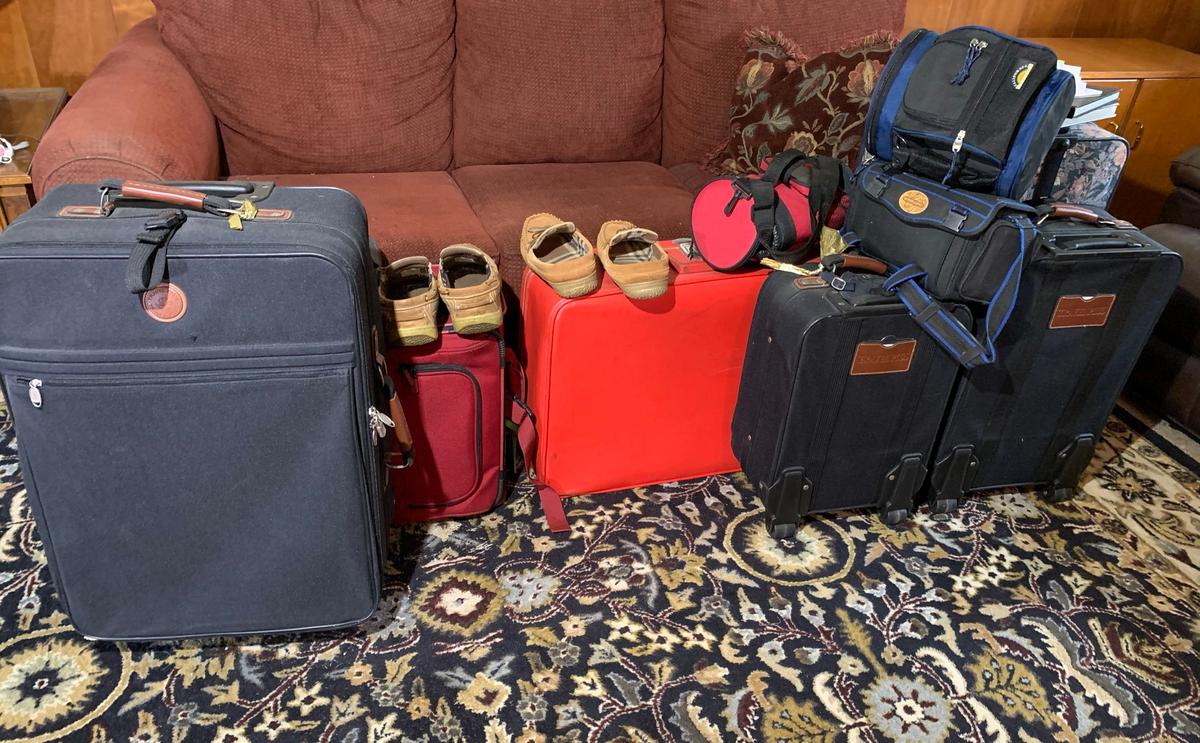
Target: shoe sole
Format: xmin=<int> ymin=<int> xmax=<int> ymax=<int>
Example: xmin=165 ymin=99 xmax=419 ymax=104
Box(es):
xmin=537 ymin=270 xmax=600 ymax=299
xmin=613 ymin=278 xmax=668 ymax=300
xmin=390 ymin=326 xmax=439 ymax=346
xmin=451 ymin=309 xmax=504 ymax=335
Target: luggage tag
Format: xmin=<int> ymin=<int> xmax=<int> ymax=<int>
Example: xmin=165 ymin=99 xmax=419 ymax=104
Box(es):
xmin=225 ymin=199 xmax=259 ymax=231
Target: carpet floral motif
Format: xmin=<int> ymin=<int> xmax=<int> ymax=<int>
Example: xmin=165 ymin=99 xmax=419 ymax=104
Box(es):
xmin=1 ymin=405 xmax=1200 ymax=741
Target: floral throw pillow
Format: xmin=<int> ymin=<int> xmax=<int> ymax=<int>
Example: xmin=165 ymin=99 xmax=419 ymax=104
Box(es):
xmin=708 ymin=31 xmax=896 ymax=174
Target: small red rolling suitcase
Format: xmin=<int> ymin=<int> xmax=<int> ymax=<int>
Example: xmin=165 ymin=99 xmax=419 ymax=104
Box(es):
xmin=386 ymin=328 xmax=512 ymax=522
xmin=519 ymin=240 xmax=769 ymax=529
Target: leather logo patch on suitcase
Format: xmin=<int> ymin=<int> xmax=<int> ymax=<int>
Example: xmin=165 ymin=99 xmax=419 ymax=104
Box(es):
xmin=1049 ymin=294 xmax=1116 ymax=329
xmin=897 ymin=189 xmax=929 ymax=215
xmin=850 ymin=339 xmax=917 ymax=375
xmin=142 ymin=283 xmax=188 ymax=323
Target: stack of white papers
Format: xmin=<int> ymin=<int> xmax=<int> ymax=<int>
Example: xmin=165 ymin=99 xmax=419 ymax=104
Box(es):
xmin=1058 ymin=61 xmax=1120 ymax=126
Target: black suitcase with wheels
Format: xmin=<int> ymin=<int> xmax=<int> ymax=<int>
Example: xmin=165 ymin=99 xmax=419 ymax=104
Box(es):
xmin=0 ymin=180 xmax=399 ymax=641
xmin=929 ymin=204 xmax=1182 ymax=508
xmin=732 ymin=258 xmax=968 ymax=538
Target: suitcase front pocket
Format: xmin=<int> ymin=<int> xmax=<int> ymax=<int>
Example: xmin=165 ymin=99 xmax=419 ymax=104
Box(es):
xmin=2 ymin=362 xmax=382 ymax=640
xmin=393 ymin=364 xmax=483 ymax=511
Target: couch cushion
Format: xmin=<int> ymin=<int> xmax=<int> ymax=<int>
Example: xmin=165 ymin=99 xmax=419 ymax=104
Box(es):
xmin=452 ymin=0 xmax=663 ymax=167
xmin=661 ymin=0 xmax=904 ymax=167
xmin=241 ymin=173 xmax=496 ymax=264
xmin=453 ymin=162 xmax=694 ymax=288
xmin=156 ymin=0 xmax=454 ymax=175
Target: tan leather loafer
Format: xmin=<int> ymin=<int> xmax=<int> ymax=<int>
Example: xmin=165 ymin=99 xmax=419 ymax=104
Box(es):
xmin=437 ymin=244 xmax=503 ymax=335
xmin=520 ymin=213 xmax=599 ymax=298
xmin=380 ymin=257 xmax=439 ymax=346
xmin=596 ymin=221 xmax=668 ymax=299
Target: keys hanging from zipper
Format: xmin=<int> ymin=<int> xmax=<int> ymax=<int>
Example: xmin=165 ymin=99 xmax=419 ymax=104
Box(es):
xmin=368 ymin=406 xmax=395 ymax=443
xmin=950 ymin=39 xmax=988 ymax=85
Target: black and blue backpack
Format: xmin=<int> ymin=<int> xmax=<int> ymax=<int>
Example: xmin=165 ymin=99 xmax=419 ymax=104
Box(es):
xmin=863 ymin=26 xmax=1075 ymax=200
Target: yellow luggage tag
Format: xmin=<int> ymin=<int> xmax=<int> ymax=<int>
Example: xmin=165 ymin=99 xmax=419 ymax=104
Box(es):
xmin=226 ymin=199 xmax=259 ymax=231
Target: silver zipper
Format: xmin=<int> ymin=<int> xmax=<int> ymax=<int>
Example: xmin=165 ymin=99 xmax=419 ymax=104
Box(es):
xmin=952 ymin=129 xmax=966 ymax=154
xmin=27 ymin=379 xmax=42 ymax=408
xmin=368 ymin=406 xmax=394 ymax=443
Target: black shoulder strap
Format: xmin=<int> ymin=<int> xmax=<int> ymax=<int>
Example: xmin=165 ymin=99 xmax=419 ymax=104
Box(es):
xmin=880 ymin=215 xmax=1036 ymax=369
xmin=762 ymin=149 xmax=810 ymax=185
xmin=767 ymin=155 xmax=851 ymax=261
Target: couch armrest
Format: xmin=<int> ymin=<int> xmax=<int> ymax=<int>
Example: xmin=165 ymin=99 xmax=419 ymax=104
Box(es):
xmin=1170 ymin=146 xmax=1200 ymax=192
xmin=31 ymin=18 xmax=219 ymax=197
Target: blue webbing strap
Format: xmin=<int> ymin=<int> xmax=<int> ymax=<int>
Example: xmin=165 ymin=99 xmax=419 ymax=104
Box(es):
xmin=881 ymin=215 xmax=1033 ymax=369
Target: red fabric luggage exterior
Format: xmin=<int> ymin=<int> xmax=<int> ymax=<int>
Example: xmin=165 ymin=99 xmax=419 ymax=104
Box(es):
xmin=386 ymin=329 xmax=508 ymax=522
xmin=519 ymin=240 xmax=769 ymax=507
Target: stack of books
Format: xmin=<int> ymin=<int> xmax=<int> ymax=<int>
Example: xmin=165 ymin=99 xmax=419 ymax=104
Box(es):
xmin=1058 ymin=61 xmax=1120 ymax=127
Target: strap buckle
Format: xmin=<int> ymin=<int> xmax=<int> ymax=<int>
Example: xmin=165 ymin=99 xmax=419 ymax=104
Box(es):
xmin=864 ymin=175 xmax=888 ymax=198
xmin=944 ymin=206 xmax=968 ymax=232
xmin=385 ymin=450 xmax=414 ymax=470
xmin=143 ymin=210 xmax=187 ymax=233
xmin=830 ymin=275 xmax=847 ymax=291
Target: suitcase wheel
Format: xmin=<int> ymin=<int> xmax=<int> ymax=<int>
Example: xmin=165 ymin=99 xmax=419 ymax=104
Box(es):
xmin=882 ymin=508 xmax=910 ymax=526
xmin=770 ymin=522 xmax=798 ymax=540
xmin=931 ymin=498 xmax=958 ymax=515
xmin=1041 ymin=485 xmax=1076 ymax=503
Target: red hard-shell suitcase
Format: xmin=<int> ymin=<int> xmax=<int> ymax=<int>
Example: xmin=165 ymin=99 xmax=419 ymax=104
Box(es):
xmin=519 ymin=240 xmax=769 ymax=525
xmin=386 ymin=328 xmax=509 ymax=522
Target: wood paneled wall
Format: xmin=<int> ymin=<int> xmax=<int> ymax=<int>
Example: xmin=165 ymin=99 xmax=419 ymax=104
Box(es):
xmin=906 ymin=0 xmax=1200 ymax=53
xmin=0 ymin=0 xmax=154 ymax=92
xmin=2 ymin=0 xmax=1198 ymax=93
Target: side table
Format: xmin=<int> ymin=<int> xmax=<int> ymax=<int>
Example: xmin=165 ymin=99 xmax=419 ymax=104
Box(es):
xmin=0 ymin=88 xmax=67 ymax=230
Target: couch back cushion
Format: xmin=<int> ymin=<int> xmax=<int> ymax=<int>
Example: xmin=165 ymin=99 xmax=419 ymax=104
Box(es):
xmin=661 ymin=0 xmax=905 ymax=167
xmin=452 ymin=0 xmax=663 ymax=167
xmin=153 ymin=0 xmax=455 ymax=174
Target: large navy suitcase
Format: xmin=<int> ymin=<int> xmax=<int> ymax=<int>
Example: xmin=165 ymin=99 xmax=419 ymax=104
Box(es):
xmin=0 ymin=180 xmax=394 ymax=640
xmin=929 ymin=205 xmax=1182 ymax=510
xmin=732 ymin=259 xmax=968 ymax=538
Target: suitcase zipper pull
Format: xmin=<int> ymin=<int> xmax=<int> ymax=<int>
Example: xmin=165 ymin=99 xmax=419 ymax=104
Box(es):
xmin=27 ymin=378 xmax=42 ymax=408
xmin=943 ymin=129 xmax=967 ymax=185
xmin=368 ymin=406 xmax=395 ymax=443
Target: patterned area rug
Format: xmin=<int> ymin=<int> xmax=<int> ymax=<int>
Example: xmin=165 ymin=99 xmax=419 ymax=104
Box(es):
xmin=2 ymin=405 xmax=1200 ymax=743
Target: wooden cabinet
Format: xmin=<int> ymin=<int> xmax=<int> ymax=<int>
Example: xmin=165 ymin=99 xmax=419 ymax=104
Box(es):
xmin=1032 ymin=38 xmax=1200 ymax=227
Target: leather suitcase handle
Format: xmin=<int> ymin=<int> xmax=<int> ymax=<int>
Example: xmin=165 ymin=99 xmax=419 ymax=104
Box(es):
xmin=120 ymin=181 xmax=211 ymax=209
xmin=822 ymin=253 xmax=890 ymax=275
xmin=1043 ymin=202 xmax=1136 ymax=229
xmin=839 ymin=254 xmax=889 ymax=274
xmin=1047 ymin=203 xmax=1100 ymax=223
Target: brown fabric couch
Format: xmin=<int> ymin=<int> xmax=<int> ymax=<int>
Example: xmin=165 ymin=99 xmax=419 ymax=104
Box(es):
xmin=1128 ymin=146 xmax=1200 ymax=437
xmin=31 ymin=0 xmax=903 ymax=289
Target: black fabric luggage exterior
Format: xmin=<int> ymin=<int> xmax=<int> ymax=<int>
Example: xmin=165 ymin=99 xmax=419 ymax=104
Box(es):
xmin=847 ymin=162 xmax=1038 ymax=303
xmin=846 ymin=162 xmax=1038 ymax=367
xmin=929 ymin=208 xmax=1183 ymax=508
xmin=732 ymin=270 xmax=967 ymax=538
xmin=0 ymin=182 xmax=391 ymax=641
xmin=863 ymin=26 xmax=1074 ymax=198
